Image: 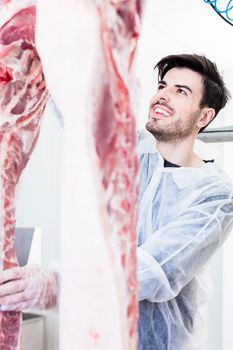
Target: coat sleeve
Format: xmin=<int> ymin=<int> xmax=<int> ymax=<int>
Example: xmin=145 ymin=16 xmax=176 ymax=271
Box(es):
xmin=137 ymin=189 xmax=233 ymax=302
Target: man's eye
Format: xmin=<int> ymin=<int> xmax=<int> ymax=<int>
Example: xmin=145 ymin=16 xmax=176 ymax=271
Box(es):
xmin=158 ymin=85 xmax=165 ymax=90
xmin=177 ymin=88 xmax=187 ymax=95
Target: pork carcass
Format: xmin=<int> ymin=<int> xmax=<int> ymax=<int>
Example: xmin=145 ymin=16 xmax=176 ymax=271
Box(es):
xmin=0 ymin=1 xmax=48 ymax=348
xmin=36 ymin=0 xmax=146 ymax=349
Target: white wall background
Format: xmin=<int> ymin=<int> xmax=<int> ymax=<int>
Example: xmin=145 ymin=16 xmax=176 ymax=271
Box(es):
xmin=134 ymin=0 xmax=233 ymax=129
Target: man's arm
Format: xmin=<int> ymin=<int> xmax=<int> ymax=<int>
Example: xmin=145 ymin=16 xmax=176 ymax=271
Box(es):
xmin=137 ymin=189 xmax=233 ymax=302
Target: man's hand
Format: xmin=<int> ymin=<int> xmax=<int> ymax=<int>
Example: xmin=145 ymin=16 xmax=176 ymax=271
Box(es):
xmin=0 ymin=264 xmax=59 ymax=312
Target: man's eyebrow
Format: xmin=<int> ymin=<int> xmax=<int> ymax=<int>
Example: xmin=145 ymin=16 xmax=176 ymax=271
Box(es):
xmin=158 ymin=80 xmax=192 ymax=93
xmin=158 ymin=80 xmax=167 ymax=86
xmin=175 ymin=84 xmax=192 ymax=93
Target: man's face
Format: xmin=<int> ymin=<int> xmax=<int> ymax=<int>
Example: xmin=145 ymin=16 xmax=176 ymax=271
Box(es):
xmin=146 ymin=67 xmax=204 ymax=142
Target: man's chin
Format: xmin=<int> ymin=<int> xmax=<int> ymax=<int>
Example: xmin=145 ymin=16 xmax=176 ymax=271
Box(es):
xmin=146 ymin=120 xmax=159 ymax=133
xmin=145 ymin=121 xmax=168 ymax=141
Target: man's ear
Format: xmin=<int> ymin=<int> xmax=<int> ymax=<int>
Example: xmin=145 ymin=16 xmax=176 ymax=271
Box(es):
xmin=197 ymin=108 xmax=216 ymax=129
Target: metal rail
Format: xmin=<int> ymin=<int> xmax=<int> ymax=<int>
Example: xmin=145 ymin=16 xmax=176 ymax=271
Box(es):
xmin=197 ymin=126 xmax=233 ymax=143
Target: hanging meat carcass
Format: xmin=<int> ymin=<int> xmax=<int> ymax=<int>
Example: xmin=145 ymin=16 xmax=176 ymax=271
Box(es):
xmin=0 ymin=1 xmax=48 ymax=348
xmin=36 ymin=0 xmax=146 ymax=349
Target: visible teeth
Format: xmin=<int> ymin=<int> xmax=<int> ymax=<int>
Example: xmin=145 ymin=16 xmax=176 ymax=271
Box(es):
xmin=154 ymin=107 xmax=170 ymax=117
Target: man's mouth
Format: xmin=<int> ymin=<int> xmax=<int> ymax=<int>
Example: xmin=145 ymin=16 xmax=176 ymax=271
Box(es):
xmin=151 ymin=105 xmax=173 ymax=119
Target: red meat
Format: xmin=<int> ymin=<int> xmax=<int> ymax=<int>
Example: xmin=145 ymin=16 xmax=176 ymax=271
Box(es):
xmin=0 ymin=2 xmax=48 ymax=348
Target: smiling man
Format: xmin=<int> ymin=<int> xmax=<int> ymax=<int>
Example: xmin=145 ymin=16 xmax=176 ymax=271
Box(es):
xmin=147 ymin=58 xmax=217 ymax=166
xmin=137 ymin=54 xmax=233 ymax=349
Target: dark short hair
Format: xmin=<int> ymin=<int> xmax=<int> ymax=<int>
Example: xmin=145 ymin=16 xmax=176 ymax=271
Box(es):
xmin=154 ymin=54 xmax=231 ymax=133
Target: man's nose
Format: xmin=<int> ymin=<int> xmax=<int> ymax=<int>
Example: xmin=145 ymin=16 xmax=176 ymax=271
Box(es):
xmin=157 ymin=88 xmax=170 ymax=102
xmin=151 ymin=88 xmax=170 ymax=105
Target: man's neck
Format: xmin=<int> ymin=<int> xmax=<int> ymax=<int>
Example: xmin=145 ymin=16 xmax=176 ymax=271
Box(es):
xmin=155 ymin=137 xmax=205 ymax=168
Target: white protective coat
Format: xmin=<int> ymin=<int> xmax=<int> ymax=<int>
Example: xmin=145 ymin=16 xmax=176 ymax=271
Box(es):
xmin=137 ymin=130 xmax=233 ymax=350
